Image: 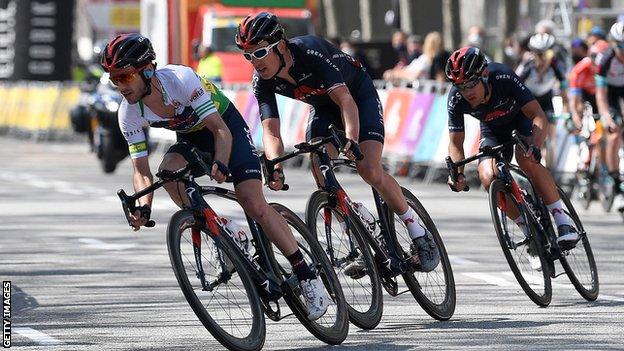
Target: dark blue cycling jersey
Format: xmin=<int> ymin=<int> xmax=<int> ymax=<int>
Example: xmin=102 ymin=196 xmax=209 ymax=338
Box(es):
xmin=253 ymin=35 xmax=369 ymax=119
xmin=447 ymin=62 xmax=535 ymax=133
xmin=448 ymin=63 xmax=537 ymax=162
xmin=253 ymin=35 xmax=384 ymax=143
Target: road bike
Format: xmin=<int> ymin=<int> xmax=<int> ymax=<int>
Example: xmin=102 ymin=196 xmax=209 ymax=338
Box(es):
xmin=447 ymin=131 xmax=599 ymax=306
xmin=262 ymin=126 xmax=456 ymax=329
xmin=117 ymin=149 xmax=348 ymax=351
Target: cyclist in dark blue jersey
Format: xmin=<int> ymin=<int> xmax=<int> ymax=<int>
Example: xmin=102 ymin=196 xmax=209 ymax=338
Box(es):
xmin=235 ymin=12 xmax=441 ymax=272
xmin=445 ymin=47 xmax=579 ymax=248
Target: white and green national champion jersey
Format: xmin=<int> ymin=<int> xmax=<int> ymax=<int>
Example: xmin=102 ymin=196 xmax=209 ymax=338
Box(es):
xmin=118 ymin=64 xmax=231 ymax=158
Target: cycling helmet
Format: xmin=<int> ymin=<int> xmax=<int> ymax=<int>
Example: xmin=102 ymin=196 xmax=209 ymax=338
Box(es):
xmin=101 ymin=33 xmax=155 ymax=72
xmin=445 ymin=46 xmax=487 ymax=84
xmin=528 ymin=33 xmax=556 ymax=53
xmin=609 ymin=21 xmax=624 ymax=42
xmin=235 ymin=12 xmax=285 ymax=50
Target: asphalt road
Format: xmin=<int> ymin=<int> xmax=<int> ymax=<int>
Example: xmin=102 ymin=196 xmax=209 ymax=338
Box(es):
xmin=1 ymin=137 xmax=623 ymax=350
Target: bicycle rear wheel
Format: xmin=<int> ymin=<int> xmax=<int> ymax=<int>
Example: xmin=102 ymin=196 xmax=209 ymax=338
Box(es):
xmin=573 ymin=170 xmax=593 ymax=210
xmin=167 ymin=210 xmax=265 ymax=351
xmin=306 ymin=191 xmax=383 ymax=330
xmin=598 ymin=171 xmax=615 ymax=212
xmin=489 ymin=179 xmax=552 ymax=306
xmin=556 ymin=187 xmax=599 ymax=301
xmin=270 ymin=203 xmax=349 ymax=345
xmin=392 ymin=187 xmax=456 ymax=321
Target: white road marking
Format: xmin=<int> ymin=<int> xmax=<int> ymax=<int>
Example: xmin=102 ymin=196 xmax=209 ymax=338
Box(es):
xmin=598 ymin=294 xmax=624 ymax=302
xmin=0 ymin=171 xmax=108 ymax=196
xmin=78 ymin=238 xmax=136 ymax=250
xmin=462 ymin=272 xmax=517 ymax=287
xmin=448 ymin=255 xmax=479 ymax=265
xmin=14 ymin=327 xmax=65 ymax=346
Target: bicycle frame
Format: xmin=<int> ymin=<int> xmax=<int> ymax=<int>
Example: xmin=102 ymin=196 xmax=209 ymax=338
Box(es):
xmin=312 ymin=148 xmax=409 ymax=278
xmin=117 ymin=164 xmax=297 ymax=307
xmin=447 ymin=135 xmax=564 ymax=268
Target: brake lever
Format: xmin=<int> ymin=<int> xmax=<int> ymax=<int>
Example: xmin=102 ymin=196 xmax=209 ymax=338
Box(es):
xmin=117 ymin=189 xmax=155 ymax=228
xmin=259 ymin=153 xmax=289 ymax=191
xmin=328 ymin=125 xmax=364 ymax=160
xmin=445 ymin=156 xmax=469 ymax=192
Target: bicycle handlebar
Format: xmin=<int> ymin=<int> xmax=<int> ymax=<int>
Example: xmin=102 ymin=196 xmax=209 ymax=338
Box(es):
xmin=260 ymin=125 xmax=363 ymax=190
xmin=445 ymin=130 xmax=527 ymax=192
xmin=117 ymin=147 xmax=232 ymax=229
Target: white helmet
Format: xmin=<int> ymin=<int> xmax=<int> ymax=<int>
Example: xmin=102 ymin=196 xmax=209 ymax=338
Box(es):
xmin=528 ymin=33 xmax=556 ymax=52
xmin=609 ymin=21 xmax=624 ymax=42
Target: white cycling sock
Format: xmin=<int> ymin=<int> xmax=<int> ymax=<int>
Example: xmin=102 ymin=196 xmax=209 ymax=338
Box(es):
xmin=513 ymin=216 xmax=529 ymax=236
xmin=546 ymin=200 xmax=573 ymax=227
xmin=398 ymin=207 xmax=426 ymax=239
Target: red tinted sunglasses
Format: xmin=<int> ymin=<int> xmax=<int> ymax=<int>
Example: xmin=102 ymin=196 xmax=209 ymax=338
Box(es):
xmin=110 ymin=71 xmax=139 ymax=85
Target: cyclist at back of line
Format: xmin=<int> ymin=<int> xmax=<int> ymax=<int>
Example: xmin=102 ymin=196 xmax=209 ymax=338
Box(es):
xmin=446 ymin=47 xmax=579 ymax=249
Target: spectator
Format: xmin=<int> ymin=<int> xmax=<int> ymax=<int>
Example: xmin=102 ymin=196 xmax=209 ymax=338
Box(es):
xmin=390 ymin=30 xmax=408 ymax=68
xmin=465 ymin=25 xmax=493 ymax=61
xmin=406 ymin=34 xmax=423 ymax=63
xmin=196 ymin=45 xmax=223 ymax=82
xmin=384 ymin=31 xmax=443 ymax=81
xmin=339 ymin=38 xmax=371 ymax=72
xmin=429 ymin=48 xmax=450 ymax=82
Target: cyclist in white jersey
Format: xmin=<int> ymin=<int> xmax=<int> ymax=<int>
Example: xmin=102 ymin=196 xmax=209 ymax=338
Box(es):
xmin=595 ymin=22 xmax=624 ymax=212
xmin=515 ymin=33 xmax=567 ymax=169
xmin=101 ymin=33 xmax=329 ymax=320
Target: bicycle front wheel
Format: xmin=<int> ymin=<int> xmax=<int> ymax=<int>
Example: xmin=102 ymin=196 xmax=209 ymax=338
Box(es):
xmin=489 ymin=179 xmax=552 ymax=307
xmin=306 ymin=190 xmax=383 ymax=330
xmin=167 ymin=210 xmax=265 ymax=351
xmin=556 ymin=186 xmax=599 ymax=301
xmin=270 ymin=203 xmax=349 ymax=345
xmin=392 ymin=187 xmax=456 ymax=321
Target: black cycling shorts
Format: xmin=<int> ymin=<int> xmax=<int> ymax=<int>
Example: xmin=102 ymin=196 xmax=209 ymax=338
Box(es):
xmin=305 ymin=77 xmax=385 ymax=144
xmin=166 ymin=103 xmax=262 ymax=185
xmin=535 ymin=91 xmax=554 ymax=122
xmin=478 ymin=115 xmax=533 ymax=164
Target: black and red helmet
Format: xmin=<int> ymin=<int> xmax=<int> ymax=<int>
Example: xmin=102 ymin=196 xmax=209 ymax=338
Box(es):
xmin=445 ymin=46 xmax=487 ymax=84
xmin=235 ymin=12 xmax=284 ymax=50
xmin=100 ymin=33 xmax=155 ymax=72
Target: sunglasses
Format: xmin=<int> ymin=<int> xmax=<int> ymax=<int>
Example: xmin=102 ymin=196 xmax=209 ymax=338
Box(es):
xmin=455 ymin=79 xmax=480 ymax=91
xmin=110 ymin=71 xmax=139 ymax=86
xmin=243 ymin=41 xmax=280 ymax=61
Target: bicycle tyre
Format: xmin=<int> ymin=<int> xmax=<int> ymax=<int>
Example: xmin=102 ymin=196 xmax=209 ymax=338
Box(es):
xmin=573 ymin=171 xmax=593 ymax=210
xmin=556 ymin=186 xmax=599 ymax=301
xmin=306 ymin=191 xmax=383 ymax=330
xmin=270 ymin=203 xmax=349 ymax=344
xmin=598 ymin=172 xmax=615 ymax=212
xmin=392 ymin=187 xmax=456 ymax=321
xmin=489 ymin=179 xmax=552 ymax=306
xmin=167 ymin=210 xmax=265 ymax=351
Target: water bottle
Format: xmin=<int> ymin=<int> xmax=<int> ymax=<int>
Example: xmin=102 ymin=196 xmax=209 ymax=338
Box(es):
xmin=221 ymin=217 xmax=252 ymax=261
xmin=352 ymin=202 xmax=376 ymax=233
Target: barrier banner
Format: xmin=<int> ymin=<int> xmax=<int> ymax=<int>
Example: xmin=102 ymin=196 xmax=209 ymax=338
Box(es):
xmin=398 ymin=93 xmax=435 ymax=155
xmin=383 ymin=88 xmax=416 ymax=153
xmin=413 ymin=95 xmax=448 ymax=162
